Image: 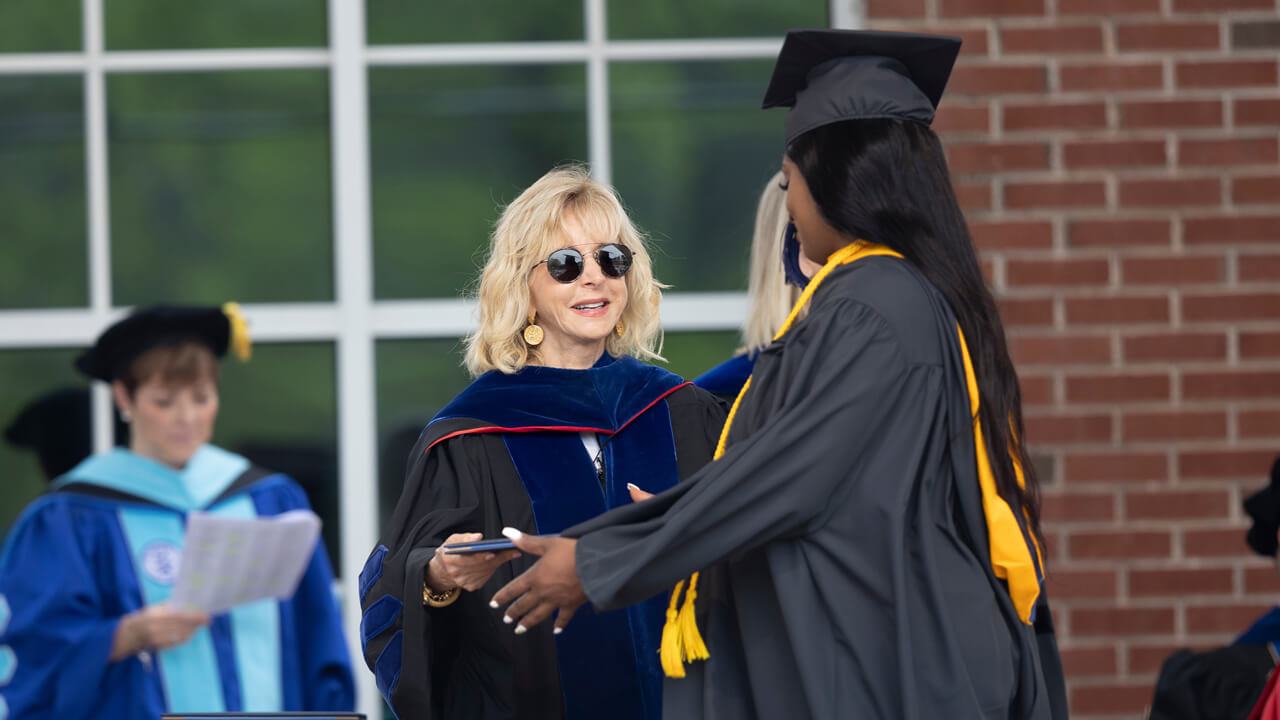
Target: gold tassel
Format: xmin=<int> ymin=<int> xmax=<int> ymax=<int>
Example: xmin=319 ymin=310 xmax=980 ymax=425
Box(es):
xmin=660 ymin=579 xmax=687 ymax=678
xmin=221 ymin=302 xmax=252 ymax=361
xmin=676 ymin=572 xmax=708 ymax=662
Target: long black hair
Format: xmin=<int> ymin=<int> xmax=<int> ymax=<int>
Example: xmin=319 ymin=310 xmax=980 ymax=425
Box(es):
xmin=787 ymin=117 xmax=1043 ymax=545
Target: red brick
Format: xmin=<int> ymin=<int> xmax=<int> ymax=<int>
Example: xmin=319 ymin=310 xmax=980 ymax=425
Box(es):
xmin=1061 ymin=646 xmax=1118 ymax=677
xmin=1125 ymin=488 xmax=1232 ymax=519
xmin=1240 ymin=409 xmax=1280 ymax=438
xmin=1123 ymin=332 xmax=1227 ymax=363
xmin=1187 ymin=603 xmax=1275 ymax=633
xmin=1237 ymin=98 xmax=1280 ymax=127
xmin=1065 ymin=373 xmax=1170 ymax=403
xmin=1185 ymin=527 xmax=1252 ymax=556
xmin=933 ymin=103 xmax=991 ymax=134
xmin=1060 ymin=0 xmax=1160 ymax=12
xmin=1246 ymin=566 xmax=1280 ymax=594
xmin=1003 ymin=101 xmax=1108 ymax=132
xmin=1060 ymin=62 xmax=1165 ymax=91
xmin=1005 ymin=180 xmax=1107 ymax=209
xmin=1175 ymin=0 xmax=1273 ymax=9
xmin=1064 ymin=139 xmax=1167 ymax=169
xmin=1183 ymin=294 xmax=1280 ymax=323
xmin=1045 ymin=569 xmax=1119 ymax=599
xmin=1069 ymin=218 xmax=1172 ymax=248
xmin=1007 ymin=258 xmax=1110 ymax=287
xmin=1239 ymin=254 xmax=1280 ymax=282
xmin=947 ymin=142 xmax=1049 ymax=174
xmin=1064 ymin=451 xmax=1168 ymax=484
xmin=1042 ymin=491 xmax=1116 ymax=522
xmin=1184 ymin=370 xmax=1280 ymax=399
xmin=1242 ymin=331 xmax=1280 ymax=359
xmin=1119 ymin=177 xmax=1221 ymax=208
xmin=866 ymin=0 xmax=927 ymax=17
xmin=1071 ymin=684 xmax=1160 ymax=715
xmin=997 ymin=297 xmax=1055 ymax=326
xmin=950 ymin=64 xmax=1048 ymax=95
xmin=1121 ymin=100 xmax=1223 ymax=129
xmin=1011 ymin=334 xmax=1112 ymax=365
xmin=980 ymin=258 xmax=996 ymax=284
xmin=1001 ymin=25 xmax=1105 ymax=54
xmin=1066 ymin=296 xmax=1170 ymax=325
xmin=1180 ymin=137 xmax=1280 ymax=167
xmin=955 ymin=181 xmax=993 ymax=212
xmin=1122 ymin=256 xmax=1223 ymax=285
xmin=938 ymin=0 xmax=1046 ymax=17
xmin=1177 ymin=60 xmax=1279 ymax=89
xmin=1123 ymin=411 xmax=1227 ymax=443
xmin=1181 ymin=450 xmax=1278 ymax=481
xmin=1071 ymin=605 xmax=1175 ymax=633
xmin=1131 ymin=644 xmax=1210 ymax=674
xmin=1025 ymin=413 xmax=1113 ymax=444
xmin=1070 ymin=529 xmax=1173 ymax=558
xmin=1185 ymin=215 xmax=1280 ymax=245
xmin=1130 ymin=567 xmax=1234 ymax=597
xmin=1234 ymin=175 xmax=1280 ymax=205
xmin=1116 ymin=22 xmax=1221 ymax=51
xmin=1020 ymin=374 xmax=1055 ymax=405
xmin=970 ymin=220 xmax=1054 ymax=250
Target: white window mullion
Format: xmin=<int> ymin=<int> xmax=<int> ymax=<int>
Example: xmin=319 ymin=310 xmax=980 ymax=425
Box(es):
xmin=83 ymin=0 xmax=115 ymax=454
xmin=327 ymin=0 xmax=380 ymax=715
xmin=585 ymin=0 xmax=611 ymax=184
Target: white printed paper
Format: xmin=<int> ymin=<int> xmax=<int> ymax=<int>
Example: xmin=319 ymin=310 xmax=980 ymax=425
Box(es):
xmin=169 ymin=509 xmax=322 ymax=615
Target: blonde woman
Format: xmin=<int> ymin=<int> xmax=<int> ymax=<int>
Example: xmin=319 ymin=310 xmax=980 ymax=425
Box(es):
xmin=359 ymin=165 xmax=725 ymax=720
xmin=694 ymin=170 xmax=821 ymax=399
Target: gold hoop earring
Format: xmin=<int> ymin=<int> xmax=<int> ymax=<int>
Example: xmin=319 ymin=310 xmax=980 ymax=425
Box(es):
xmin=523 ymin=311 xmax=544 ymax=346
xmin=615 ymin=320 xmax=625 ymax=338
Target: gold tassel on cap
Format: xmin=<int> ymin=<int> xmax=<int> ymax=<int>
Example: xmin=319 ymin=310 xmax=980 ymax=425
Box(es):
xmin=222 ymin=302 xmax=252 ymax=361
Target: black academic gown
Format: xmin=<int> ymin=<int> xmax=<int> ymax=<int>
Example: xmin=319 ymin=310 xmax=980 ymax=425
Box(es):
xmin=564 ymin=257 xmax=1064 ymax=720
xmin=358 ymin=354 xmax=725 ymax=720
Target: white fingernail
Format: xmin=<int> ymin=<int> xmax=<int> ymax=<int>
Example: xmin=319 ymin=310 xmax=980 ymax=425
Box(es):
xmin=489 ymin=600 xmax=499 ymax=609
xmin=515 ymin=625 xmax=527 ymax=635
xmin=502 ymin=615 xmax=513 ymax=624
xmin=626 ymin=483 xmax=639 ymax=491
xmin=502 ymin=527 xmax=523 ymax=540
xmin=553 ymin=627 xmax=563 ymax=635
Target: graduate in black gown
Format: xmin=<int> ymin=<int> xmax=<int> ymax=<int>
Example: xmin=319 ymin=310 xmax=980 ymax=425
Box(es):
xmin=358 ymin=165 xmax=725 ymax=719
xmin=492 ymin=30 xmax=1068 ymax=720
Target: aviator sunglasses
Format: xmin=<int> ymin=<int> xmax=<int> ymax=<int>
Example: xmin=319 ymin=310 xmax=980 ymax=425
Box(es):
xmin=534 ymin=243 xmax=634 ymax=284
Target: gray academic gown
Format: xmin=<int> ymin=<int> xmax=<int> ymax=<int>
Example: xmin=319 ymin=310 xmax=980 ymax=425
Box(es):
xmin=562 ymin=256 xmax=1062 ymax=720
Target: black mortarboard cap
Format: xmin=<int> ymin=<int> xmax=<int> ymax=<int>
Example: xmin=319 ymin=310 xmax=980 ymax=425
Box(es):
xmin=74 ymin=305 xmax=236 ymax=383
xmin=1244 ymin=456 xmax=1280 ymax=557
xmin=5 ymin=387 xmax=94 ymax=480
xmin=762 ymin=29 xmax=963 ymax=145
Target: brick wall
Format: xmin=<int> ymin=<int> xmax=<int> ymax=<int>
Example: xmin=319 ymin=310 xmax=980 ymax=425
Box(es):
xmin=864 ymin=1 xmax=1280 ymax=717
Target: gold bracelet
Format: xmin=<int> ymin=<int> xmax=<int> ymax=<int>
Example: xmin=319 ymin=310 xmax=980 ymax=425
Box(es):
xmin=423 ymin=581 xmax=461 ymax=608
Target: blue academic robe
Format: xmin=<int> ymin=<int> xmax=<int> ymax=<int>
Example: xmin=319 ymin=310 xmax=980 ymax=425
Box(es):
xmin=0 ymin=445 xmax=354 ymax=720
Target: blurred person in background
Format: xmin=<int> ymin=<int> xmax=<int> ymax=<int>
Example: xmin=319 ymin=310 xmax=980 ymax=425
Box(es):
xmin=358 ymin=165 xmax=725 ymax=720
xmin=4 ymin=386 xmax=127 ymax=482
xmin=491 ymin=30 xmax=1067 ymax=720
xmin=0 ymin=304 xmax=354 ymax=719
xmin=694 ymin=170 xmax=821 ymax=403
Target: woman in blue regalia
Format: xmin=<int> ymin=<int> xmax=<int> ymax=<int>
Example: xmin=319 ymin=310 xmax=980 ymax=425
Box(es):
xmin=358 ymin=165 xmax=725 ymax=720
xmin=0 ymin=304 xmax=354 ymax=718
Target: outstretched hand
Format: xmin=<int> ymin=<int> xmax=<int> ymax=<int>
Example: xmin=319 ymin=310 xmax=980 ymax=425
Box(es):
xmin=489 ymin=528 xmax=587 ymax=635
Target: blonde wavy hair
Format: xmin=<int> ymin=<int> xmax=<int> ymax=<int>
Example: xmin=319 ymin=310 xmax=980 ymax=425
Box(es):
xmin=464 ymin=165 xmax=664 ymax=376
xmin=740 ymin=170 xmax=803 ymax=353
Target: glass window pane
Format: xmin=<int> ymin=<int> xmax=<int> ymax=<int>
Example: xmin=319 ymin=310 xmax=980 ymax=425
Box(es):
xmin=367 ymin=0 xmax=582 ymax=44
xmin=0 ymin=75 xmax=87 ymax=309
xmin=214 ymin=342 xmax=342 ymax=573
xmin=608 ymin=0 xmax=824 ymax=40
xmin=105 ymin=0 xmax=326 ymax=50
xmin=0 ymin=1 xmax=80 ymax=53
xmin=0 ymin=349 xmax=89 ymax=538
xmin=660 ymin=330 xmax=741 ymax=383
xmin=108 ymin=70 xmax=333 ymax=306
xmin=370 ymin=65 xmax=587 ymax=299
xmin=611 ymin=59 xmax=781 ymax=294
xmin=375 ymin=339 xmax=472 ymax=531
